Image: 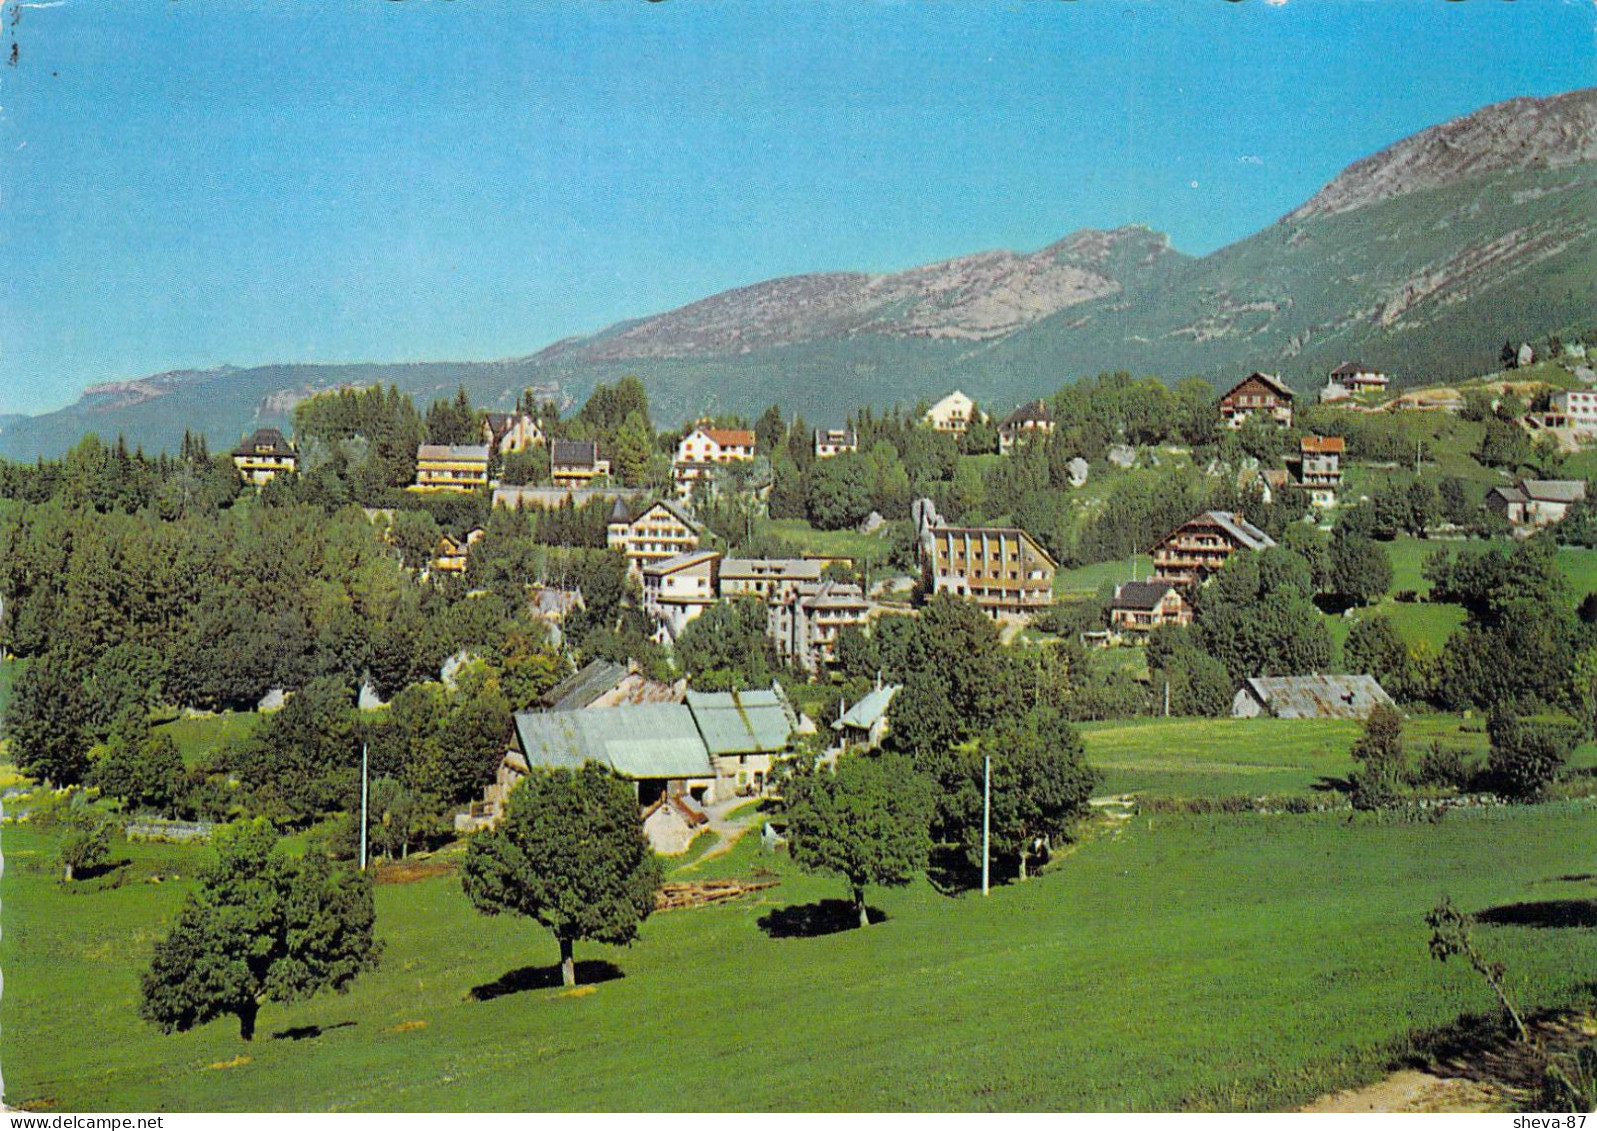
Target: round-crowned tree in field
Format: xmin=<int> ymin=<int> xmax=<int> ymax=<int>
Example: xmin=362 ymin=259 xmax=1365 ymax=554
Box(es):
xmin=461 ymin=763 xmax=662 ymax=987
xmin=782 ymin=752 xmax=933 ymax=929
xmin=140 ymin=819 xmax=381 ymax=1041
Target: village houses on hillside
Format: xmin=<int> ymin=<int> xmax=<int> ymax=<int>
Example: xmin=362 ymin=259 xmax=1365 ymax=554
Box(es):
xmin=924 ymin=390 xmax=982 ymax=435
xmin=997 ymin=400 xmax=1056 ymax=454
xmin=1151 ymin=511 xmax=1275 ymax=588
xmin=231 ymin=428 xmax=298 ymax=485
xmin=814 ymin=427 xmax=858 ymax=459
xmin=1218 ymin=372 xmax=1295 ymax=429
xmin=412 ymin=443 xmax=490 ymax=492
xmin=672 ymin=425 xmax=756 ymax=499
xmin=607 ymin=498 xmax=704 ymax=577
xmin=550 ymin=439 xmax=611 ymax=488
xmin=914 ymin=498 xmax=1056 ymax=617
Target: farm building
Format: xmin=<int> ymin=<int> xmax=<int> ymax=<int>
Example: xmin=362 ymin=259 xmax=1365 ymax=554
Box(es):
xmin=1231 ymin=674 xmax=1395 ymax=720
xmin=686 ymin=684 xmax=798 ymax=798
xmin=833 ymin=682 xmax=901 ymax=752
xmin=1485 ymin=479 xmax=1587 ymax=528
xmin=542 ymin=658 xmax=683 ymax=711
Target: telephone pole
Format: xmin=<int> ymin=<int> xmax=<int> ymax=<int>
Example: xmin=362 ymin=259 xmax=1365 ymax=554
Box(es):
xmin=359 ymin=742 xmax=369 ymax=871
xmin=981 ymin=753 xmax=991 ymax=897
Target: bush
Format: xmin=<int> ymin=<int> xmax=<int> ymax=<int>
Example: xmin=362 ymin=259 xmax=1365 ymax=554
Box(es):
xmin=1486 ymin=709 xmax=1575 ymax=800
xmin=1409 ymin=742 xmax=1473 ymax=791
xmin=58 ymin=801 xmax=115 ymax=882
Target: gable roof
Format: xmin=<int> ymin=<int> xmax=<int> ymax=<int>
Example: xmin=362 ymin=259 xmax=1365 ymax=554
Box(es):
xmin=551 ymin=439 xmax=600 ymax=468
xmin=1111 ymin=580 xmax=1179 ymax=610
xmin=1487 ymin=485 xmax=1529 ymax=505
xmin=1520 ymin=479 xmax=1586 ymax=504
xmin=1300 ymin=435 xmax=1346 ymax=455
xmin=417 ymin=443 xmax=490 ymax=462
xmin=614 ymin=497 xmax=701 ymax=530
xmin=1199 ymin=510 xmax=1276 ymax=551
xmin=1001 ymin=400 xmax=1054 ymax=428
xmin=233 ymin=428 xmax=296 ymax=458
xmin=1222 ymin=372 xmax=1295 ymax=401
xmin=692 ymin=427 xmax=756 ymax=448
xmin=685 ymin=685 xmax=797 ymax=755
xmin=835 ymin=684 xmax=900 ymax=731
xmin=543 ymin=659 xmax=629 ymax=711
xmin=513 ymin=705 xmax=712 ymax=779
xmin=1239 ymin=674 xmax=1395 ymax=719
xmin=643 ymin=549 xmax=721 ymax=578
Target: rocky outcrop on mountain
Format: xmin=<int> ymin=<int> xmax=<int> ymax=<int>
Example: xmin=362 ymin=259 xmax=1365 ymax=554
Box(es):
xmin=1284 ymin=87 xmax=1597 ymax=223
xmin=554 ymin=225 xmax=1183 ymax=361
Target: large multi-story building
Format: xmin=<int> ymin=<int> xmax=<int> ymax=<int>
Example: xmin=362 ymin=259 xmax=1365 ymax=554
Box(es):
xmin=641 ymin=550 xmax=722 ymax=640
xmin=1294 ymin=435 xmax=1345 ymax=507
xmin=719 ymin=557 xmax=824 ymax=600
xmin=1218 ymin=372 xmax=1295 ymax=429
xmin=672 ymin=426 xmax=757 ymax=499
xmin=1548 ymin=390 xmax=1597 ymax=435
xmin=413 ymin=443 xmax=490 ymax=491
xmin=924 ymin=390 xmax=981 ymax=435
xmin=1150 ymin=511 xmax=1275 ymax=587
xmin=767 ymin=579 xmax=871 ymax=673
xmin=230 ymin=428 xmax=298 ymax=486
xmin=607 ymin=498 xmax=704 ymax=577
xmin=918 ymin=520 xmax=1056 ymax=616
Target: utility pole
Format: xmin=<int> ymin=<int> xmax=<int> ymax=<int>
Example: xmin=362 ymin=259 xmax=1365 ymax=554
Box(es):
xmin=359 ymin=742 xmax=369 ymax=871
xmin=981 ymin=753 xmax=991 ymax=897
xmin=1165 ymin=680 xmax=1171 ymax=718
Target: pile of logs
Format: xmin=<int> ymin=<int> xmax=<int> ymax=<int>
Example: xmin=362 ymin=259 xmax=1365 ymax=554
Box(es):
xmin=656 ymin=878 xmax=778 ymax=912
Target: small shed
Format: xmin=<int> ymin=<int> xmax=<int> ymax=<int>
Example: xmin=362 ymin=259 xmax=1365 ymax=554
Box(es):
xmin=1231 ymin=674 xmax=1395 ymax=720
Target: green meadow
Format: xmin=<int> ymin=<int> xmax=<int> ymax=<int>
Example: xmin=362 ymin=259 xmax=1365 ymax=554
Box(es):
xmin=5 ymin=801 xmax=1595 ymax=1112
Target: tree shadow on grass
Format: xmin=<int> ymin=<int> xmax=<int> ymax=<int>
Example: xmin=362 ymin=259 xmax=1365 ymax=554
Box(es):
xmin=271 ymin=1020 xmax=356 ymax=1041
xmin=1474 ymin=899 xmax=1597 ymax=929
xmin=469 ymin=960 xmax=624 ymax=1002
xmin=926 ymin=845 xmax=982 ymax=896
xmin=757 ymin=900 xmax=886 ymax=938
xmin=1311 ymin=775 xmax=1353 ymax=794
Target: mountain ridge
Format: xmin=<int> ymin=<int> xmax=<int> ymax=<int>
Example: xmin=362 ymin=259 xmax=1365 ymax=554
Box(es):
xmin=2 ymin=86 xmax=1593 ymax=460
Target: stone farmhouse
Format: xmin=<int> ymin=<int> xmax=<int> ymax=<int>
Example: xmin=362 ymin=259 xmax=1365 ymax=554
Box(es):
xmin=1232 ymin=674 xmax=1395 ymax=720
xmin=1486 ymin=479 xmax=1587 ymax=528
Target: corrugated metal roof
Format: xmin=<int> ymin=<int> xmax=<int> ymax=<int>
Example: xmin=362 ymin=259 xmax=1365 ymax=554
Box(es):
xmin=543 ymin=659 xmax=630 ymax=711
xmin=1240 ymin=674 xmax=1395 ymax=719
xmin=835 ymin=684 xmax=900 ymax=730
xmin=514 ymin=704 xmax=712 ymax=779
xmin=1203 ymin=511 xmax=1276 ymax=551
xmin=685 ymin=685 xmax=796 ymax=754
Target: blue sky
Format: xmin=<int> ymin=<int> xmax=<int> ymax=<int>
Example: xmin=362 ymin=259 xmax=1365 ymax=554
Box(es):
xmin=1 ymin=1 xmax=1593 ymax=415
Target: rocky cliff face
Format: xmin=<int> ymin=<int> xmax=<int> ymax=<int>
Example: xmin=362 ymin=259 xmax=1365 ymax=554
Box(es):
xmin=554 ymin=225 xmax=1183 ymax=361
xmin=1284 ymin=87 xmax=1597 ymax=223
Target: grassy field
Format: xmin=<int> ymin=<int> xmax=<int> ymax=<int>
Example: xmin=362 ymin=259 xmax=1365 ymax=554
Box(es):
xmin=5 ymin=803 xmax=1595 ymax=1112
xmin=1053 ymin=555 xmax=1150 ymax=598
xmin=153 ymin=712 xmax=265 ymax=769
xmin=755 ymin=518 xmax=900 ymax=568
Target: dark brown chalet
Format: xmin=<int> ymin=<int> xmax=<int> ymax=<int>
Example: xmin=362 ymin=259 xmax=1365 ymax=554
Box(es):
xmin=1218 ymin=372 xmax=1295 ymax=429
xmin=1150 ymin=510 xmax=1276 ymax=588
